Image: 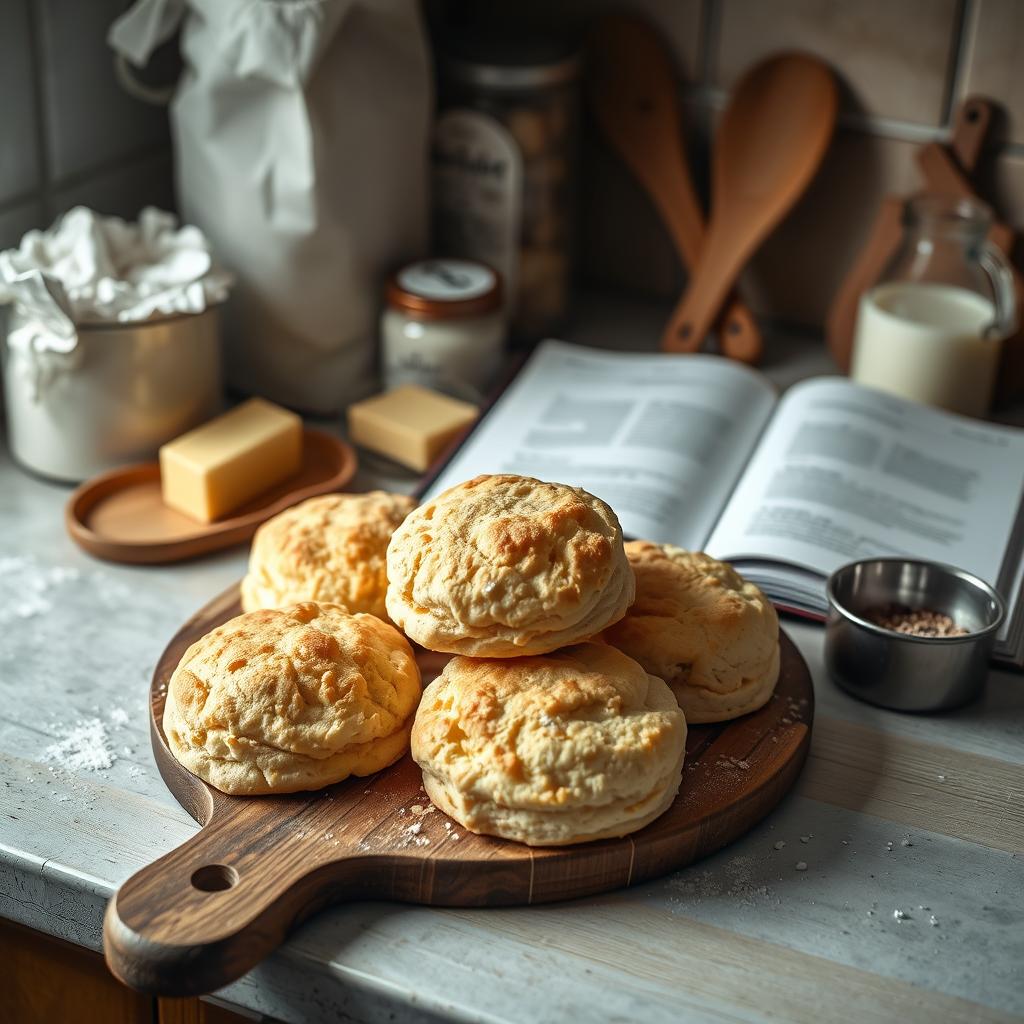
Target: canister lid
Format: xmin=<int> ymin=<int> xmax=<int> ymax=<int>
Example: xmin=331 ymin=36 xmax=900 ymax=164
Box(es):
xmin=441 ymin=30 xmax=580 ymax=91
xmin=387 ymin=260 xmax=503 ymax=321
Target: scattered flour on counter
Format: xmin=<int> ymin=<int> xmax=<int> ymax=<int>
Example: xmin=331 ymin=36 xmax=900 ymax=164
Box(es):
xmin=0 ymin=556 xmax=83 ymax=624
xmin=667 ymin=855 xmax=779 ymax=908
xmin=42 ymin=718 xmax=115 ymax=771
xmin=89 ymin=569 xmax=133 ymax=606
xmin=109 ymin=708 xmax=130 ymax=726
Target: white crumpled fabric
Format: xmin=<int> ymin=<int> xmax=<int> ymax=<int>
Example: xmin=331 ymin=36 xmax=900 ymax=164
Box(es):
xmin=108 ymin=0 xmax=431 ymax=414
xmin=0 ymin=206 xmax=232 ymax=358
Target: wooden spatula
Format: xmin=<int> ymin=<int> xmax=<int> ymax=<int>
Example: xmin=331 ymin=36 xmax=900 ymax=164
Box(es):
xmin=663 ymin=54 xmax=838 ymax=361
xmin=587 ymin=16 xmax=760 ymax=360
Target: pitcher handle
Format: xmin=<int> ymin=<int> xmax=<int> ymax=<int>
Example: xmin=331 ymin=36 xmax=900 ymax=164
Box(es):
xmin=979 ymin=241 xmax=1018 ymax=340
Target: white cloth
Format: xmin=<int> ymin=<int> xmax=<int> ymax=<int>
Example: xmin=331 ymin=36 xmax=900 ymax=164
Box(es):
xmin=0 ymin=206 xmax=231 ymax=355
xmin=0 ymin=205 xmax=229 ymax=402
xmin=109 ymin=0 xmax=432 ymax=414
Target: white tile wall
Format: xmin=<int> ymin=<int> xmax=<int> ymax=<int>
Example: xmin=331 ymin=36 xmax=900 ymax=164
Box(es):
xmin=4 ymin=0 xmax=1024 ymax=335
xmin=959 ymin=0 xmax=1024 ymax=145
xmin=37 ymin=0 xmax=170 ymax=181
xmin=478 ymin=0 xmax=1024 ymax=327
xmin=714 ymin=0 xmax=962 ymax=127
xmin=51 ymin=154 xmax=176 ymax=224
xmin=0 ymin=0 xmax=174 ymax=253
xmin=0 ymin=201 xmax=47 ymax=253
xmin=0 ymin=1 xmax=41 ymax=206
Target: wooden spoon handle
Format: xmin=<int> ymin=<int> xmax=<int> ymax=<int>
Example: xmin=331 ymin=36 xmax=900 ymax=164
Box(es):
xmin=647 ymin=167 xmax=762 ymax=361
xmin=662 ymin=226 xmax=760 ymax=360
xmin=718 ymin=297 xmax=763 ymax=362
xmin=103 ymin=799 xmax=361 ymax=996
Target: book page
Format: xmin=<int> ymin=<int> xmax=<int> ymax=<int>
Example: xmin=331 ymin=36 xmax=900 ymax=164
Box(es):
xmin=424 ymin=340 xmax=777 ymax=547
xmin=706 ymin=377 xmax=1024 ymax=598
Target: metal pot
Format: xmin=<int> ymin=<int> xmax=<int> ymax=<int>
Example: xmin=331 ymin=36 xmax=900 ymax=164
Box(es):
xmin=1 ymin=307 xmax=222 ymax=483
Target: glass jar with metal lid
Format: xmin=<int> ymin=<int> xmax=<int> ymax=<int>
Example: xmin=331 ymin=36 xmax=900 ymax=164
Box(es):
xmin=433 ymin=31 xmax=580 ymax=342
xmin=381 ymin=258 xmax=505 ymax=400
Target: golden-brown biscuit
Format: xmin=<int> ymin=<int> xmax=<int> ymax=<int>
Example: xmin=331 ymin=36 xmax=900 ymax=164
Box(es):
xmin=602 ymin=542 xmax=779 ymax=723
xmin=385 ymin=474 xmax=635 ymax=656
xmin=241 ymin=492 xmax=415 ymax=620
xmin=411 ymin=643 xmax=686 ymax=845
xmin=163 ymin=602 xmax=421 ymax=795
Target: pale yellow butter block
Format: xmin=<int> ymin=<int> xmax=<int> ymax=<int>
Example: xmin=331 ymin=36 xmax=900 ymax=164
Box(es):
xmin=160 ymin=398 xmax=303 ymax=522
xmin=347 ymin=386 xmax=479 ymax=472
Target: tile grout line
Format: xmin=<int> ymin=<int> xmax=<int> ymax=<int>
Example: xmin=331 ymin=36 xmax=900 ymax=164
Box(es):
xmin=698 ymin=0 xmax=721 ymax=89
xmin=0 ymin=145 xmax=172 ymax=224
xmin=943 ymin=0 xmax=976 ymax=127
xmin=24 ymin=0 xmax=52 ymax=218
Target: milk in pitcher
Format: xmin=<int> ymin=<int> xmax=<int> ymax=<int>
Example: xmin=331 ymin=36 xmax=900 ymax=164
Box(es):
xmin=850 ymin=281 xmax=1000 ymax=417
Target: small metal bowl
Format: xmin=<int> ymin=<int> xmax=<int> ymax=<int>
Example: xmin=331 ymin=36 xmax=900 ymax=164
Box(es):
xmin=825 ymin=558 xmax=1004 ymax=712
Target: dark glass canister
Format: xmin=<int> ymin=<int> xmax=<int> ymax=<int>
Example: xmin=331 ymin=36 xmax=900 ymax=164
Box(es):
xmin=433 ymin=32 xmax=580 ymax=342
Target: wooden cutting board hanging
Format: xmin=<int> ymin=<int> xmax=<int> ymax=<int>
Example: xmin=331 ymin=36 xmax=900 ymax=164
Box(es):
xmin=103 ymin=584 xmax=814 ymax=997
xmin=827 ymin=97 xmax=1024 ymax=403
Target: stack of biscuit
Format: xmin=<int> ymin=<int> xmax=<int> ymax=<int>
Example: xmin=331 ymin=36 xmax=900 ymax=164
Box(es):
xmin=388 ymin=473 xmax=687 ymax=846
xmin=163 ymin=472 xmax=780 ymax=850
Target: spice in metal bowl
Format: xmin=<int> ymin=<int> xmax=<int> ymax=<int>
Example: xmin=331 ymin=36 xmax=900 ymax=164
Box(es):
xmin=864 ymin=604 xmax=970 ymax=638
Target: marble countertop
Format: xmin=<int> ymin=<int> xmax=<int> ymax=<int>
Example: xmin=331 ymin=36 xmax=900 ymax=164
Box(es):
xmin=2 ymin=297 xmax=1023 ymax=1023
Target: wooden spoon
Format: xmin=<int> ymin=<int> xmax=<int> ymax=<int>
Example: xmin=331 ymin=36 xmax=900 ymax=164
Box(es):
xmin=663 ymin=54 xmax=838 ymax=360
xmin=587 ymin=16 xmax=760 ymax=359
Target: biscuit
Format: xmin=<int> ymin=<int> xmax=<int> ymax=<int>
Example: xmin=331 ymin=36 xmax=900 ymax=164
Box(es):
xmin=163 ymin=602 xmax=421 ymax=795
xmin=241 ymin=492 xmax=415 ymax=620
xmin=602 ymin=542 xmax=779 ymax=723
xmin=385 ymin=474 xmax=635 ymax=656
xmin=411 ymin=643 xmax=686 ymax=845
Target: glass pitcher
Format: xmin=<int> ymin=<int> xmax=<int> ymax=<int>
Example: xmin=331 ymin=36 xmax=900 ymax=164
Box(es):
xmin=850 ymin=194 xmax=1017 ymax=417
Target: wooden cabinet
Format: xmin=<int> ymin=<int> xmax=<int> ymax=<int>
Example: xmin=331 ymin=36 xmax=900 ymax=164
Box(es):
xmin=0 ymin=919 xmax=261 ymax=1024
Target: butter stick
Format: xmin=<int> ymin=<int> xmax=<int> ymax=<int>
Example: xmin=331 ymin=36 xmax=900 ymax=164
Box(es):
xmin=160 ymin=398 xmax=303 ymax=522
xmin=347 ymin=385 xmax=478 ymax=472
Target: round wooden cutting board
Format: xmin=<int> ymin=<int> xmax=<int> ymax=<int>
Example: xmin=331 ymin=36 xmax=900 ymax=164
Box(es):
xmin=104 ymin=584 xmax=814 ymax=997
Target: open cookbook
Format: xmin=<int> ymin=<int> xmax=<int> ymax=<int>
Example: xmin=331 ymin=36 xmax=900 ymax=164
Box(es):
xmin=423 ymin=340 xmax=1024 ymax=668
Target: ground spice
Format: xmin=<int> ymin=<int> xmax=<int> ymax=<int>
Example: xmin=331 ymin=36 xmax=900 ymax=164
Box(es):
xmin=864 ymin=604 xmax=969 ymax=638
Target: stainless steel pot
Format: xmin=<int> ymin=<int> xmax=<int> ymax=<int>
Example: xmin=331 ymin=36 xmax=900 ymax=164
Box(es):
xmin=2 ymin=307 xmax=222 ymax=483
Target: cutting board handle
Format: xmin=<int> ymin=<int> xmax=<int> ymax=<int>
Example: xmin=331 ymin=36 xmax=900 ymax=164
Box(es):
xmin=103 ymin=796 xmax=361 ymax=996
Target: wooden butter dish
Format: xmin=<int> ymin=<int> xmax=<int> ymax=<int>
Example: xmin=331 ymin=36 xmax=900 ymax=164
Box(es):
xmin=66 ymin=429 xmax=357 ymax=565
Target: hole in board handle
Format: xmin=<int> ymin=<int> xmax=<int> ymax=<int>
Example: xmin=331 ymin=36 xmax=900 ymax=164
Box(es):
xmin=191 ymin=864 xmax=239 ymax=892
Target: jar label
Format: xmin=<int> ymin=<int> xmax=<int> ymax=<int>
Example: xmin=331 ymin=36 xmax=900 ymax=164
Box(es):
xmin=433 ymin=110 xmax=521 ymax=307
